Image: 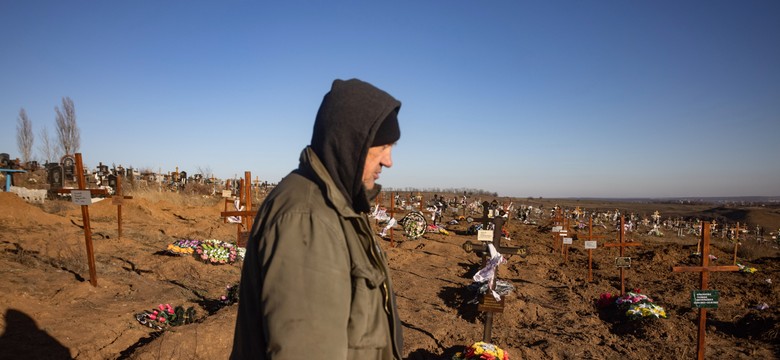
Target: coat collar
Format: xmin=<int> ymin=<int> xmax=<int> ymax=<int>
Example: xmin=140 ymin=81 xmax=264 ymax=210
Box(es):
xmin=300 ymin=147 xmax=361 ymax=218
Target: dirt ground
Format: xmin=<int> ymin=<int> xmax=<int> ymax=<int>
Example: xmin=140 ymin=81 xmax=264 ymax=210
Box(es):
xmin=1 ymin=188 xmax=778 ymax=360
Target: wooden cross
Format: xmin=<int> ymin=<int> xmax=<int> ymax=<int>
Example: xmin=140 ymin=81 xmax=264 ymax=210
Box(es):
xmin=112 ymin=175 xmax=133 ymax=239
xmin=579 ymin=216 xmax=606 ymax=283
xmin=673 ymin=222 xmax=739 ymax=360
xmin=729 ymin=222 xmax=743 ymax=265
xmin=559 ymin=215 xmax=572 ymax=261
xmin=603 ymin=216 xmax=641 ymax=295
xmin=550 ymin=207 xmax=565 ymax=253
xmin=220 ymin=171 xmax=257 ymax=247
xmin=461 ymin=214 xmax=508 ymax=343
xmin=388 ymin=192 xmax=396 ymax=247
xmin=69 ymin=153 xmax=103 ymax=287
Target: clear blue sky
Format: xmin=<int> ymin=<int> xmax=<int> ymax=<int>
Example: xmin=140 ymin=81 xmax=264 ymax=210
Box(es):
xmin=2 ymin=1 xmax=779 ymax=198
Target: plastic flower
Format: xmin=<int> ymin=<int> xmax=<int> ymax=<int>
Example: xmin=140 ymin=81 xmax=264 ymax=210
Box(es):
xmin=452 ymin=342 xmax=509 ymax=360
xmin=626 ymin=302 xmax=667 ymax=319
xmin=737 ymin=263 xmax=758 ymax=273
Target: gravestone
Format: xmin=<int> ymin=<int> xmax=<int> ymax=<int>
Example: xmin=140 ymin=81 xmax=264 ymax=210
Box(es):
xmin=47 ymin=163 xmax=64 ymax=190
xmin=61 ymin=155 xmax=76 ymax=181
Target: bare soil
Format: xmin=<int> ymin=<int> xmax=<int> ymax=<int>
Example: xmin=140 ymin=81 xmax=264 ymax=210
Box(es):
xmin=1 ymin=189 xmax=778 ymax=360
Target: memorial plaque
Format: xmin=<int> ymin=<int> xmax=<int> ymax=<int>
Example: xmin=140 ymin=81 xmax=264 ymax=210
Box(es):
xmin=112 ymin=195 xmax=125 ymax=205
xmin=563 ymin=237 xmax=573 ymax=245
xmin=691 ymin=290 xmax=720 ymax=308
xmin=72 ymin=189 xmax=92 ymax=206
xmin=615 ymin=257 xmax=631 ymax=268
xmin=477 ymin=295 xmax=505 ymax=313
xmin=477 ymin=229 xmax=494 ymax=242
xmin=552 ymin=226 xmax=562 ymax=232
xmin=222 ymin=190 xmax=232 ymax=198
xmin=584 ymin=240 xmax=597 ymax=249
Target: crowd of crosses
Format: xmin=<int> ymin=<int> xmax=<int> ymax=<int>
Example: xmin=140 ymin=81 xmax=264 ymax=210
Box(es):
xmin=4 ymin=152 xmax=773 ymax=359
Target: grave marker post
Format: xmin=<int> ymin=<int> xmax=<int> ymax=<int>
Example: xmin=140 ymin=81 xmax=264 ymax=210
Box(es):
xmin=389 ymin=192 xmax=396 ymax=247
xmin=730 ymin=222 xmax=743 ymax=265
xmin=75 ymin=153 xmax=98 ymax=287
xmin=603 ymin=216 xmax=641 ymax=295
xmin=550 ymin=207 xmax=565 ymax=253
xmin=673 ymin=222 xmax=739 ymax=360
xmin=220 ymin=171 xmax=257 ymax=247
xmin=580 ymin=216 xmax=606 ymax=283
xmin=113 ymin=174 xmax=133 ymax=239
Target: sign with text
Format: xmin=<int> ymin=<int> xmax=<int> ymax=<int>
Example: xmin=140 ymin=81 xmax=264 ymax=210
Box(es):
xmin=477 ymin=295 xmax=505 ymax=313
xmin=552 ymin=226 xmax=562 ymax=232
xmin=584 ymin=241 xmax=597 ymax=249
xmin=112 ymin=195 xmax=125 ymax=205
xmin=691 ymin=290 xmax=720 ymax=308
xmin=615 ymin=257 xmax=631 ymax=268
xmin=562 ymin=237 xmax=573 ymax=245
xmin=477 ymin=230 xmax=494 ymax=242
xmin=71 ymin=190 xmax=92 ymax=206
xmin=222 ymin=190 xmax=232 ymax=198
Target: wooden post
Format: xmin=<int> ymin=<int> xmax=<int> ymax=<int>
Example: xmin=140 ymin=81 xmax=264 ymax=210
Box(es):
xmin=112 ymin=175 xmax=133 ymax=239
xmin=673 ymin=222 xmax=739 ymax=360
xmin=580 ymin=216 xmax=606 ymax=283
xmin=604 ymin=216 xmax=641 ymax=295
xmin=220 ymin=171 xmax=257 ymax=247
xmin=730 ymin=222 xmax=742 ymax=265
xmin=75 ymin=153 xmax=98 ymax=287
xmin=389 ymin=192 xmax=396 ymax=247
xmin=551 ymin=207 xmax=565 ymax=253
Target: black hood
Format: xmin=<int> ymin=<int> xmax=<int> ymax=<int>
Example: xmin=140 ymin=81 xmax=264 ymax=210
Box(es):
xmin=309 ymin=79 xmax=401 ymax=213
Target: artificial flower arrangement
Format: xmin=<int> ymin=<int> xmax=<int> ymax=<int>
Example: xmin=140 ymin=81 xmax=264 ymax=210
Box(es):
xmin=166 ymin=239 xmax=201 ymax=256
xmin=400 ymin=211 xmax=427 ymax=240
xmin=220 ymin=283 xmax=240 ymax=306
xmin=598 ymin=289 xmax=667 ymax=320
xmin=737 ymin=263 xmax=758 ymax=274
xmin=427 ymin=224 xmax=450 ymax=235
xmin=195 ymin=239 xmax=238 ymax=264
xmin=135 ymin=303 xmax=196 ymax=331
xmin=452 ymin=341 xmax=509 ymax=360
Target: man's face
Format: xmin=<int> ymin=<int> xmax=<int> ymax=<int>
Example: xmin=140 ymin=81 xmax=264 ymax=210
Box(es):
xmin=362 ymin=144 xmax=394 ymax=190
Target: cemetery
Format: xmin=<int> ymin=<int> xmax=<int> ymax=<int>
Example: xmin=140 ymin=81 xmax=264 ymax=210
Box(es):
xmin=0 ymin=162 xmax=779 ymax=359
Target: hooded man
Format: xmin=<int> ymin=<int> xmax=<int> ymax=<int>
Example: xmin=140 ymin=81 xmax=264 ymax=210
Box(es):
xmin=231 ymin=79 xmax=403 ymax=360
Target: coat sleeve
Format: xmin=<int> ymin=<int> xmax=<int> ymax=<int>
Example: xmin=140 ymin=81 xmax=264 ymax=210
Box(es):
xmin=260 ymin=210 xmax=351 ymax=359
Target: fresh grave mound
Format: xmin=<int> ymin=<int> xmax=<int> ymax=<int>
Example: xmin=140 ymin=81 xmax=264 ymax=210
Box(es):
xmin=0 ymin=192 xmax=68 ymax=226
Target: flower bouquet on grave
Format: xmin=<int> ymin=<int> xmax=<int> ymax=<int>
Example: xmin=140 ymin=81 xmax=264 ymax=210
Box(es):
xmin=166 ymin=239 xmax=201 ymax=256
xmin=452 ymin=341 xmax=509 ymax=360
xmin=220 ymin=283 xmax=240 ymax=306
xmin=195 ymin=239 xmax=238 ymax=264
xmin=737 ymin=263 xmax=758 ymax=274
xmin=598 ymin=289 xmax=667 ymax=320
xmin=135 ymin=303 xmax=196 ymax=330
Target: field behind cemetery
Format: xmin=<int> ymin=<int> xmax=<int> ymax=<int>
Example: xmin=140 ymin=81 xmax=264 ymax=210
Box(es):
xmin=1 ymin=188 xmax=779 ymax=360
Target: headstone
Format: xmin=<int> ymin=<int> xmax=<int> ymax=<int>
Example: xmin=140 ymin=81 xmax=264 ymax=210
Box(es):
xmin=61 ymin=155 xmax=76 ymax=181
xmin=47 ymin=163 xmax=64 ymax=190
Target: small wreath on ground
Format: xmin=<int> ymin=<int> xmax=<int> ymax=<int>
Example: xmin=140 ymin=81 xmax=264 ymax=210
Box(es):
xmin=400 ymin=211 xmax=427 ymax=240
xmin=452 ymin=341 xmax=509 ymax=360
xmin=166 ymin=239 xmax=201 ymax=256
xmin=135 ymin=303 xmax=196 ymax=330
xmin=196 ymin=239 xmax=238 ymax=264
